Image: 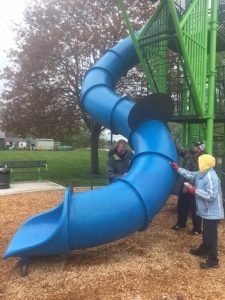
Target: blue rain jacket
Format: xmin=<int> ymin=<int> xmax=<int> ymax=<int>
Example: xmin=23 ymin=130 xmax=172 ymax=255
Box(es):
xmin=178 ymin=167 xmax=224 ymax=220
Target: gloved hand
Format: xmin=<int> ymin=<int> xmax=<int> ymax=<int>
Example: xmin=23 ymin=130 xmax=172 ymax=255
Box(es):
xmin=169 ymin=161 xmax=179 ymax=171
xmin=184 ymin=182 xmax=196 ymax=193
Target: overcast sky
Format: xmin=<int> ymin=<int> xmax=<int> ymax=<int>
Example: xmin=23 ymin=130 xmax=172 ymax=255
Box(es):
xmin=0 ymin=0 xmax=27 ymax=70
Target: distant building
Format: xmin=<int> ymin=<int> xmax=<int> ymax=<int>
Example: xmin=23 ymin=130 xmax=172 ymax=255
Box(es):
xmin=3 ymin=136 xmax=58 ymax=150
xmin=5 ymin=137 xmax=24 ymax=149
xmin=35 ymin=138 xmax=54 ymax=150
xmin=0 ymin=131 xmax=5 ymax=149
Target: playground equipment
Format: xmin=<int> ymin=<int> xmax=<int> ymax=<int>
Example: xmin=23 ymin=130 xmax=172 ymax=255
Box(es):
xmin=3 ymin=0 xmax=225 ymax=274
xmin=3 ymin=36 xmax=177 ymax=275
xmin=119 ymin=0 xmax=225 ymax=164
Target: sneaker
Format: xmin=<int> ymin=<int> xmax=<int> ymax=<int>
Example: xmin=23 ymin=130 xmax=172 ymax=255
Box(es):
xmin=190 ymin=248 xmax=208 ymax=258
xmin=171 ymin=224 xmax=186 ymax=231
xmin=189 ymin=230 xmax=202 ymax=235
xmin=200 ymin=260 xmax=219 ymax=269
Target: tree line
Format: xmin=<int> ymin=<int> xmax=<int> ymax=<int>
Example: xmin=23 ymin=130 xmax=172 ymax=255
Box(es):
xmin=0 ymin=0 xmax=158 ymax=172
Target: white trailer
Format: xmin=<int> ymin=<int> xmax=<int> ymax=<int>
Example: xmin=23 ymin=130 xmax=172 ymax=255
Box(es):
xmin=35 ymin=138 xmax=54 ymax=150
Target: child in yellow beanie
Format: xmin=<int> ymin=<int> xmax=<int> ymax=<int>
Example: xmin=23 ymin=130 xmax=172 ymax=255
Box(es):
xmin=170 ymin=154 xmax=224 ymax=269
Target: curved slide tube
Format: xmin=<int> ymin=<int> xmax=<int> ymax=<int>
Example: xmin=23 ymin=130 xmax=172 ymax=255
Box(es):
xmin=3 ymin=36 xmax=177 ymax=259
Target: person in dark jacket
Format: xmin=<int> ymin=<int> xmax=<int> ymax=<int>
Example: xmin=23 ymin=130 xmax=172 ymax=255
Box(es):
xmin=171 ymin=141 xmax=205 ymax=234
xmin=170 ymin=154 xmax=224 ymax=269
xmin=106 ymin=139 xmax=133 ymax=184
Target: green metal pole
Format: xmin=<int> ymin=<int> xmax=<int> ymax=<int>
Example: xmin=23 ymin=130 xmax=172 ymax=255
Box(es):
xmin=223 ymin=124 xmax=225 ymax=153
xmin=138 ymin=0 xmax=163 ymax=37
xmin=117 ymin=0 xmax=153 ymax=88
xmin=182 ymin=123 xmax=188 ymax=148
xmin=167 ymin=0 xmax=205 ymax=118
xmin=206 ymin=0 xmax=218 ymax=154
xmin=180 ymin=0 xmax=197 ymax=28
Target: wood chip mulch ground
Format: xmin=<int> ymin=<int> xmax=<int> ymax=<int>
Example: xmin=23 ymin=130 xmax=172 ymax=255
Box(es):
xmin=1 ymin=187 xmax=225 ymax=300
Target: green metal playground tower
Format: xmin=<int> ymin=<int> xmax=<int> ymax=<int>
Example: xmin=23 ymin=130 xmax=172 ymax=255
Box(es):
xmin=118 ymin=0 xmax=225 ymax=161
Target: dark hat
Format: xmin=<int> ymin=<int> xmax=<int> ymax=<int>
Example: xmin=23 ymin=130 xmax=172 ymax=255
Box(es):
xmin=193 ymin=141 xmax=205 ymax=151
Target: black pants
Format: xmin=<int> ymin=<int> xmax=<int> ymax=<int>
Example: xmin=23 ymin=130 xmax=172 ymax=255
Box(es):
xmin=198 ymin=219 xmax=219 ymax=262
xmin=176 ymin=190 xmax=202 ymax=232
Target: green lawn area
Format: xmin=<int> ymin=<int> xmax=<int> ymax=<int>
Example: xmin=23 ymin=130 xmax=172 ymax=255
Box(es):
xmin=0 ymin=149 xmax=108 ymax=187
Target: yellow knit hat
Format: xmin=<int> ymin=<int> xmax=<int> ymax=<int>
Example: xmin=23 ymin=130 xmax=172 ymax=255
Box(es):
xmin=198 ymin=154 xmax=216 ymax=172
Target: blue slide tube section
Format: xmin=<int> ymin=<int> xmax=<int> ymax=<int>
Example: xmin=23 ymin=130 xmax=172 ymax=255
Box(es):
xmin=68 ymin=120 xmax=177 ymax=250
xmin=4 ymin=188 xmax=71 ymax=258
xmin=3 ymin=36 xmax=177 ymax=259
xmin=81 ymin=36 xmax=139 ymax=137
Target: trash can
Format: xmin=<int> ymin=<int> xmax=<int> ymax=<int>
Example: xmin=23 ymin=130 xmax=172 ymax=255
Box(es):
xmin=0 ymin=167 xmax=10 ymax=189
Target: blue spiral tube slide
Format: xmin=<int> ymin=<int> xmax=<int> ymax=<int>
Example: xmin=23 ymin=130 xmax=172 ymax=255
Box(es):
xmin=3 ymin=36 xmax=177 ymax=259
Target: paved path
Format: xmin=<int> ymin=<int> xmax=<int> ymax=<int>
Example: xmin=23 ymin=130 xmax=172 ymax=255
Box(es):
xmin=0 ymin=180 xmax=65 ymax=195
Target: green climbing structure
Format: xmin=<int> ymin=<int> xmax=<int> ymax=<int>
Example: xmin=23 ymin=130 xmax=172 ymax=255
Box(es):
xmin=118 ymin=0 xmax=225 ymax=170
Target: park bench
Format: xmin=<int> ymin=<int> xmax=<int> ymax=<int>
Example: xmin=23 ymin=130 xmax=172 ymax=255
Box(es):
xmin=1 ymin=160 xmax=48 ymax=182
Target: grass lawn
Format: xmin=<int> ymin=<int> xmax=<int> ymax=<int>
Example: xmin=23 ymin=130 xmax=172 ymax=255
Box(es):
xmin=0 ymin=149 xmax=108 ymax=187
